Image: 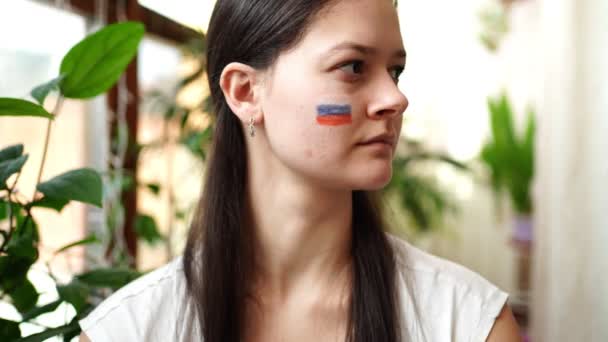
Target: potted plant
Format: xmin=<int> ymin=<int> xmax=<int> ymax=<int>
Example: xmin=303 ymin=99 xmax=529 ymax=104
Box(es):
xmin=0 ymin=21 xmax=149 ymax=341
xmin=480 ymin=92 xmax=535 ymax=240
xmin=385 ymin=138 xmax=471 ymax=234
xmin=479 ymin=92 xmax=535 ymax=322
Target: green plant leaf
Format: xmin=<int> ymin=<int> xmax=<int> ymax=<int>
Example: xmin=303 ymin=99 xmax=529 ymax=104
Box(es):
xmin=55 ymin=234 xmax=99 ymax=254
xmin=0 ymin=144 xmax=24 ymax=163
xmin=0 ymin=200 xmax=8 ymax=221
xmin=0 ymin=258 xmax=37 ymax=317
xmin=16 ymin=211 xmax=39 ymax=241
xmin=120 ymin=174 xmax=135 ymax=191
xmin=10 ymin=278 xmax=39 ymax=313
xmin=180 ymin=109 xmax=192 ymax=130
xmin=480 ymin=94 xmax=535 ymax=215
xmin=29 ymin=196 xmax=70 ymax=212
xmin=61 ymin=317 xmax=83 ymax=342
xmin=5 ymin=233 xmax=37 ymax=261
xmin=76 ymin=268 xmax=141 ymax=290
xmin=135 ymin=214 xmax=163 ymax=245
xmin=163 ymin=104 xmax=178 ymax=119
xmin=0 ymin=255 xmax=7 ymax=275
xmin=57 ymin=280 xmax=89 ymax=313
xmin=30 ymin=75 xmax=66 ymax=105
xmin=59 ymin=22 xmax=145 ymax=98
xmin=487 ymin=94 xmax=516 ymax=162
xmin=0 ymin=155 xmax=28 ymax=190
xmin=0 ymin=98 xmax=53 ymax=119
xmin=6 ymin=215 xmax=39 ymax=262
xmin=0 ymin=255 xmax=34 ymax=293
xmin=14 ymin=321 xmax=79 ymax=342
xmin=202 ymin=95 xmax=213 ymax=114
xmin=21 ymin=299 xmax=62 ymax=321
xmin=178 ymin=64 xmax=205 ymax=88
xmin=181 ymin=126 xmax=213 ymax=160
xmin=520 ymin=108 xmax=535 ymax=179
xmin=175 ymin=210 xmax=187 ymax=221
xmin=0 ymin=318 xmax=21 ymax=340
xmin=145 ymin=183 xmax=161 ymax=195
xmin=37 ymin=168 xmax=103 ymax=207
xmin=399 ymin=152 xmax=470 ymax=172
xmin=400 ymin=176 xmax=430 ymax=231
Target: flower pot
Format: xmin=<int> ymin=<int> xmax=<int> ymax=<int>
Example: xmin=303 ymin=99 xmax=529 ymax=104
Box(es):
xmin=513 ymin=215 xmax=533 ymax=243
xmin=510 ymin=214 xmax=532 ymax=320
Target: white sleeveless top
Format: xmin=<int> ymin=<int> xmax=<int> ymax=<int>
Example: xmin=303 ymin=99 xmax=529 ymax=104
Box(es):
xmin=79 ymin=234 xmax=508 ymax=341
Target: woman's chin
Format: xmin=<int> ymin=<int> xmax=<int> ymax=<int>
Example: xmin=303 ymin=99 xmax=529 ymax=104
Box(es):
xmin=353 ymin=167 xmax=393 ymax=190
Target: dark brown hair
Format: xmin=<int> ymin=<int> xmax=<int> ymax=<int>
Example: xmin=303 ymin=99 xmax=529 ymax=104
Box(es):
xmin=183 ymin=1 xmax=403 ymax=341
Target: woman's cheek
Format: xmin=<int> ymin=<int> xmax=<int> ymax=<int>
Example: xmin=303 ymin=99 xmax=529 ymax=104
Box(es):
xmin=315 ymin=104 xmax=352 ymax=126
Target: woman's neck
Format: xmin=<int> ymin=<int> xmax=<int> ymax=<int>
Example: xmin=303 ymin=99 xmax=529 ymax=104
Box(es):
xmin=246 ymin=174 xmax=354 ymax=306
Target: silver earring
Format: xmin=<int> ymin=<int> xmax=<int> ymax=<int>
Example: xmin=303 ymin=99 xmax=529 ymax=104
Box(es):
xmin=248 ymin=116 xmax=256 ymax=138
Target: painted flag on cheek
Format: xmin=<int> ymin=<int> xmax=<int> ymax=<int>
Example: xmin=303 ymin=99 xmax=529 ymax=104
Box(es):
xmin=316 ymin=104 xmax=352 ymax=126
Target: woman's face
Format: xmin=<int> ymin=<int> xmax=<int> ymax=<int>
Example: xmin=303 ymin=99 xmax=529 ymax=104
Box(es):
xmin=259 ymin=0 xmax=408 ymax=191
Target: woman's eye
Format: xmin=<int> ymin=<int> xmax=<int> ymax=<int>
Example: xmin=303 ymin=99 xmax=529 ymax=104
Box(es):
xmin=390 ymin=66 xmax=405 ymax=82
xmin=339 ymin=60 xmax=365 ymax=75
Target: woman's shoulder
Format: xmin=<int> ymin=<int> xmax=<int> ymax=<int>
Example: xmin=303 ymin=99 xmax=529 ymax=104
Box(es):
xmin=78 ymin=257 xmax=196 ymax=341
xmin=387 ymin=233 xmax=503 ymax=291
xmin=386 ymin=233 xmax=509 ymax=341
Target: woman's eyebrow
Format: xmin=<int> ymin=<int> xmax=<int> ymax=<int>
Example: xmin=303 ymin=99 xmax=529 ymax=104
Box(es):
xmin=322 ymin=41 xmax=407 ymax=59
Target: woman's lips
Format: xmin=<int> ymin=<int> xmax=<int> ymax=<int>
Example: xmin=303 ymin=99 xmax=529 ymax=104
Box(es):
xmin=357 ymin=140 xmax=394 ymax=155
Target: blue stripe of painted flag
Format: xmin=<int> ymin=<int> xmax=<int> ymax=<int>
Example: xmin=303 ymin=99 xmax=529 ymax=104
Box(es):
xmin=316 ymin=104 xmax=352 ymax=116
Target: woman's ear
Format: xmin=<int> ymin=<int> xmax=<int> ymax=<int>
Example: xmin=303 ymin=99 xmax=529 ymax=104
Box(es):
xmin=219 ymin=62 xmax=263 ymax=123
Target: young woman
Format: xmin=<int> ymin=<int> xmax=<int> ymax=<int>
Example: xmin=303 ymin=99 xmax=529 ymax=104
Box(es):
xmin=79 ymin=0 xmax=521 ymax=341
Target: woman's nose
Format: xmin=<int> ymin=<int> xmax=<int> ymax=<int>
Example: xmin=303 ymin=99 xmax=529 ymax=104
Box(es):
xmin=366 ymin=79 xmax=409 ymax=120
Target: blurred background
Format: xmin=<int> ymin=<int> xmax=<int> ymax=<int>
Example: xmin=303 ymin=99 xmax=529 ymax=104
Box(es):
xmin=0 ymin=0 xmax=606 ymax=341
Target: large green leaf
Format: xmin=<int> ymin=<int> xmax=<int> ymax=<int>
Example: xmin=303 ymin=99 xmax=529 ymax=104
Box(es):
xmin=9 ymin=278 xmax=39 ymax=313
xmin=135 ymin=214 xmax=163 ymax=245
xmin=0 ymin=144 xmax=24 ymax=163
xmin=0 ymin=256 xmax=34 ymax=293
xmin=6 ymin=214 xmax=39 ymax=262
xmin=480 ymin=143 xmax=503 ymax=194
xmin=487 ymin=94 xmax=517 ymax=165
xmin=480 ymin=93 xmax=536 ymax=215
xmin=0 ymin=98 xmax=53 ymax=119
xmin=59 ymin=22 xmax=145 ymax=98
xmin=0 ymin=154 xmax=28 ymax=190
xmin=76 ymin=268 xmax=141 ymax=290
xmin=0 ymin=255 xmax=8 ymax=274
xmin=519 ymin=108 xmax=535 ymax=179
xmin=0 ymin=257 xmax=37 ymax=316
xmin=57 ymin=280 xmax=89 ymax=313
xmin=62 ymin=317 xmax=83 ymax=342
xmin=0 ymin=200 xmax=10 ymax=221
xmin=28 ymin=196 xmax=70 ymax=212
xmin=0 ymin=318 xmax=21 ymax=340
xmin=30 ymin=75 xmax=66 ymax=105
xmin=0 ymin=200 xmax=5 ymax=221
xmin=15 ymin=211 xmax=39 ymax=242
xmin=5 ymin=233 xmax=37 ymax=261
xmin=21 ymin=299 xmax=62 ymax=321
xmin=37 ymin=168 xmax=103 ymax=207
xmin=55 ymin=234 xmax=99 ymax=254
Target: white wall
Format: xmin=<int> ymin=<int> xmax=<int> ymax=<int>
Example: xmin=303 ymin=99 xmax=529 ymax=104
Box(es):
xmin=532 ymin=0 xmax=608 ymax=340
